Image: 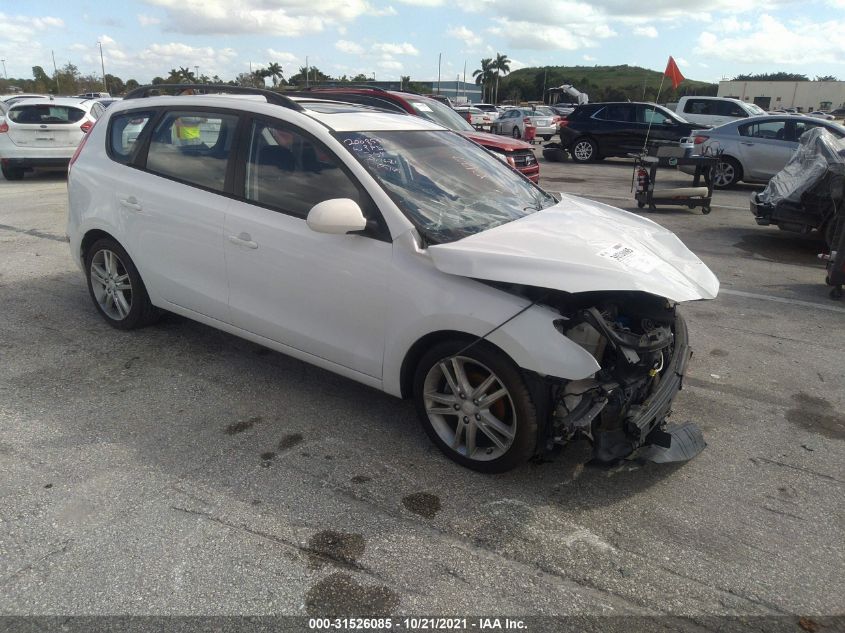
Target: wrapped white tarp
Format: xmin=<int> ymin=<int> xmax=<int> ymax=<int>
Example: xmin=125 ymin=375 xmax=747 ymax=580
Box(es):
xmin=757 ymin=127 xmax=845 ymax=209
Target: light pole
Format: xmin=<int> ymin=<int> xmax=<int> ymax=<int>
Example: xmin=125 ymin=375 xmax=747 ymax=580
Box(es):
xmin=97 ymin=41 xmax=108 ymax=94
xmin=372 ymin=72 xmax=376 ymax=82
xmin=194 ymin=65 xmax=199 ymax=82
xmin=0 ymin=59 xmax=6 ymax=80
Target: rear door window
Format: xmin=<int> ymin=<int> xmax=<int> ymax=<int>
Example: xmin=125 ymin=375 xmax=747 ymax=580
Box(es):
xmin=108 ymin=110 xmax=156 ymax=165
xmin=9 ymin=105 xmax=85 ymax=124
xmin=145 ymin=111 xmax=239 ymax=192
xmin=739 ymin=120 xmax=787 ymax=140
xmin=596 ymin=104 xmax=633 ymax=122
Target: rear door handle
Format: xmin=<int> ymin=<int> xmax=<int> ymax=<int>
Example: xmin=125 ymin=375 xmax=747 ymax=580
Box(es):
xmin=228 ymin=232 xmax=258 ymax=249
xmin=119 ymin=196 xmax=142 ymax=212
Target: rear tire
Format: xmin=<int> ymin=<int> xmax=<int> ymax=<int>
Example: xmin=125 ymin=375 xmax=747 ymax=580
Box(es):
xmin=712 ymin=157 xmax=742 ymax=189
xmin=84 ymin=237 xmax=159 ymax=330
xmin=570 ymin=137 xmax=598 ymax=163
xmin=542 ymin=135 xmax=552 ymax=142
xmin=1 ymin=165 xmax=24 ymax=181
xmin=512 ymin=126 xmax=521 ymax=139
xmin=413 ymin=340 xmax=538 ymax=473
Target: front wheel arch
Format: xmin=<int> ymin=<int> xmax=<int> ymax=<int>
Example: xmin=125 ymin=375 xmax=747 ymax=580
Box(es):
xmin=399 ymin=330 xmax=515 ymax=399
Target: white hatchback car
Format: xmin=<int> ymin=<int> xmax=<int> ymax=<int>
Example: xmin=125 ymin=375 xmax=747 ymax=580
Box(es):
xmin=67 ymin=86 xmax=719 ymax=472
xmin=0 ymin=97 xmax=105 ymax=180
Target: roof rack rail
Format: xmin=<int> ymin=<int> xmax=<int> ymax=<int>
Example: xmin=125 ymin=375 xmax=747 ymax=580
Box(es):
xmin=123 ymin=84 xmax=303 ymax=111
xmin=300 ymin=84 xmax=392 ymax=94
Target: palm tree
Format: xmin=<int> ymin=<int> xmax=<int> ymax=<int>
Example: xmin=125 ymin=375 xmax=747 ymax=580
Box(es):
xmin=178 ymin=66 xmax=196 ymax=83
xmin=473 ymin=58 xmax=493 ymax=102
xmin=492 ymin=53 xmax=511 ymax=105
xmin=266 ymin=62 xmax=283 ymax=87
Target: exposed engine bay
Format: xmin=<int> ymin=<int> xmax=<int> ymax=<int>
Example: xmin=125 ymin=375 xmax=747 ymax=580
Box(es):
xmin=493 ymin=285 xmax=704 ymax=463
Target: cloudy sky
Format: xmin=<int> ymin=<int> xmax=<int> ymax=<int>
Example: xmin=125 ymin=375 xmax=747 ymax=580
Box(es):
xmin=2 ymin=1 xmax=845 ymax=85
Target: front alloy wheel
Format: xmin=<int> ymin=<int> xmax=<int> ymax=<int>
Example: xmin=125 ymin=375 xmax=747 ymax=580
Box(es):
xmin=413 ymin=341 xmax=537 ymax=472
xmin=90 ymin=249 xmax=133 ymax=321
xmin=570 ymin=138 xmax=597 ymax=162
xmin=712 ymin=158 xmax=740 ymax=189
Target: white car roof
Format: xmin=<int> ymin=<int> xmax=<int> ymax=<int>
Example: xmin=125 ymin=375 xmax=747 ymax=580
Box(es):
xmin=9 ymin=97 xmax=96 ymax=109
xmin=108 ymin=94 xmax=444 ymax=133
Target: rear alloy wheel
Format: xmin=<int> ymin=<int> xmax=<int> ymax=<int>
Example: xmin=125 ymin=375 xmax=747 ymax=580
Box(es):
xmin=1 ymin=165 xmax=24 ymax=181
xmin=85 ymin=237 xmax=159 ymax=330
xmin=570 ymin=137 xmax=598 ymax=163
xmin=512 ymin=126 xmax=521 ymax=139
xmin=712 ymin=157 xmax=742 ymax=189
xmin=413 ymin=341 xmax=537 ymax=473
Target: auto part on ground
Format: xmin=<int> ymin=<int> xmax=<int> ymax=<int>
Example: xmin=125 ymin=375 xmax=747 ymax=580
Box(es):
xmin=751 ymin=128 xmax=845 ymax=245
xmin=511 ymin=289 xmax=703 ymax=464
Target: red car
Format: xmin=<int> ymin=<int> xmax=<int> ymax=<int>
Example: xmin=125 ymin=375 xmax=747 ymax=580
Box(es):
xmin=291 ymin=88 xmax=540 ymax=183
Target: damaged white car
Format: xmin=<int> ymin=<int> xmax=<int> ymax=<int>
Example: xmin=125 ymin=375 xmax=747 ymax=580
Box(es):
xmin=67 ymin=86 xmax=719 ymax=472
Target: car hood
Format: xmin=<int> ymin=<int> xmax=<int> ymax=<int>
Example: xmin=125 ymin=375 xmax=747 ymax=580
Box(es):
xmin=460 ymin=130 xmax=533 ymax=152
xmin=427 ymin=193 xmax=719 ymax=302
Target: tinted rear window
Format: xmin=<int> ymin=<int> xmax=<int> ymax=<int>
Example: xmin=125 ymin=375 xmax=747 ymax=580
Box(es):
xmin=9 ymin=105 xmax=85 ymax=124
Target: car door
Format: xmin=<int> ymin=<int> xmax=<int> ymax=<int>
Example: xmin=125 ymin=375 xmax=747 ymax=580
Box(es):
xmin=734 ymin=119 xmax=794 ymax=180
xmin=636 ymin=104 xmax=685 ymax=146
xmin=224 ymin=116 xmax=391 ymax=378
xmin=115 ymin=108 xmax=238 ymax=321
xmin=593 ymin=104 xmax=635 ymax=154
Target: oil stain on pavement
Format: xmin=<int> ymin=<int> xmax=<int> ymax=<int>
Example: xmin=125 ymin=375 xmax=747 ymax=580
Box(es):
xmin=224 ymin=416 xmax=262 ymax=435
xmin=278 ymin=432 xmax=304 ymax=450
xmin=307 ymin=530 xmax=366 ymax=568
xmin=305 ymin=573 xmax=399 ymax=615
xmin=401 ymin=492 xmax=441 ymax=519
xmin=787 ymin=392 xmax=844 ymax=439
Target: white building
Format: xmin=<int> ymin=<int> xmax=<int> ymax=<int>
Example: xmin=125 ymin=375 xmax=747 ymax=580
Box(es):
xmin=717 ymin=80 xmax=845 ymax=112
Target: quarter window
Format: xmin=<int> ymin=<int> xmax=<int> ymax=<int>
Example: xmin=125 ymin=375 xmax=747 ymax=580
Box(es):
xmin=596 ymin=104 xmax=633 ymax=122
xmin=108 ymin=110 xmax=155 ymax=165
xmin=145 ymin=111 xmax=238 ymax=192
xmin=244 ymin=120 xmax=362 ymax=218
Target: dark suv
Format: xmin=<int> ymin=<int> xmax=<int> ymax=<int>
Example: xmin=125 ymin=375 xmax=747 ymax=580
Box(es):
xmin=544 ymin=102 xmax=697 ymax=163
xmin=289 ymin=88 xmax=539 ymax=182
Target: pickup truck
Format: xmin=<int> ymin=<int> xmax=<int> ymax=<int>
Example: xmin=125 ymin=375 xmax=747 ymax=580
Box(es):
xmin=675 ymin=96 xmax=766 ymax=127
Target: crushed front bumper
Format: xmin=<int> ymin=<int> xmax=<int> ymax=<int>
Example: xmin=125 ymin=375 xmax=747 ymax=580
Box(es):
xmin=592 ymin=313 xmax=695 ymax=463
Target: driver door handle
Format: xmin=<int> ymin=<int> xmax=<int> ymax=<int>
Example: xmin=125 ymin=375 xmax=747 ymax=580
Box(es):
xmin=119 ymin=196 xmax=142 ymax=212
xmin=228 ymin=232 xmax=258 ymax=249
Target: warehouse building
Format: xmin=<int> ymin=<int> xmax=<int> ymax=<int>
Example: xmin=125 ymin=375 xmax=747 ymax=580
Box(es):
xmin=717 ymin=80 xmax=845 ymax=112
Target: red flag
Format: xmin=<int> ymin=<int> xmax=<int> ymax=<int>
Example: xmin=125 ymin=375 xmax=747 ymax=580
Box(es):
xmin=664 ymin=56 xmax=684 ymax=89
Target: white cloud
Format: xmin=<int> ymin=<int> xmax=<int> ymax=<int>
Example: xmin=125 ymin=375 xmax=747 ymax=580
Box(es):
xmin=146 ymin=0 xmax=375 ymax=36
xmin=0 ymin=12 xmax=64 ymax=44
xmin=378 ymin=59 xmax=403 ymax=70
xmin=266 ymin=49 xmax=300 ymax=66
xmin=695 ymin=14 xmax=845 ymax=64
xmin=394 ymin=0 xmax=444 ymax=5
xmin=369 ymin=5 xmax=398 ymax=15
xmin=372 ymin=42 xmax=419 ymax=56
xmin=447 ymin=25 xmax=482 ymax=48
xmin=583 ymin=54 xmax=597 ymax=61
xmin=336 ymin=40 xmax=364 ymax=55
xmin=137 ymin=14 xmax=161 ymax=26
xmin=632 ymin=25 xmax=658 ymax=38
xmin=487 ymin=18 xmax=615 ymax=50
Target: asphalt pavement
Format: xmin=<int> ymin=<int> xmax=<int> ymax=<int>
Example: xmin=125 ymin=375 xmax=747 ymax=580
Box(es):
xmin=0 ymin=154 xmax=843 ymax=630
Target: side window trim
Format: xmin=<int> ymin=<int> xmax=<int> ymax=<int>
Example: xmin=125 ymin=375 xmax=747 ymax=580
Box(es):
xmin=106 ymin=107 xmax=160 ymax=166
xmin=236 ymin=115 xmax=390 ymax=242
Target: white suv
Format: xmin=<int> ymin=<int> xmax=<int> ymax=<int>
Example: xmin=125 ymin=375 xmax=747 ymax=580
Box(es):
xmin=67 ymin=86 xmax=718 ymax=472
xmin=0 ymin=97 xmax=105 ymax=180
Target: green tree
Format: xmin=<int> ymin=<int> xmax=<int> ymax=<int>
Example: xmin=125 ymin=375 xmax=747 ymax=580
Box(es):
xmin=492 ymin=52 xmax=511 ymax=104
xmin=473 ymin=58 xmax=494 ymax=102
xmin=125 ymin=78 xmax=139 ymax=91
xmin=734 ymin=72 xmax=808 ymax=81
xmin=266 ymin=62 xmax=283 ymax=87
xmin=105 ymin=74 xmax=125 ymax=94
xmin=815 ymin=75 xmax=838 ymax=82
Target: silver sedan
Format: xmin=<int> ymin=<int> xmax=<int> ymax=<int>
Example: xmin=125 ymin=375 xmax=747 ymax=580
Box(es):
xmin=688 ymin=115 xmax=845 ymax=188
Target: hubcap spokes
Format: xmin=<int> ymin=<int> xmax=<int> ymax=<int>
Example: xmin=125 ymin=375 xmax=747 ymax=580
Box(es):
xmin=574 ymin=142 xmax=592 ymax=160
xmin=90 ymin=249 xmax=132 ymax=320
xmin=424 ymin=356 xmax=516 ymax=461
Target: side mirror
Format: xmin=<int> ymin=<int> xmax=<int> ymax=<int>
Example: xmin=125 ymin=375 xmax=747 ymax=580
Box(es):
xmin=306 ymin=198 xmax=367 ymax=235
xmin=663 ymin=118 xmax=675 ymax=125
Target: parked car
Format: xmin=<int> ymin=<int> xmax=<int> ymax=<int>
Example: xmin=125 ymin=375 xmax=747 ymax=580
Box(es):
xmin=674 ymin=96 xmax=765 ymax=127
xmin=547 ymin=102 xmax=698 ymax=163
xmin=807 ymin=111 xmax=835 ymax=121
xmin=687 ymin=115 xmax=845 ymax=188
xmin=472 ymin=103 xmax=500 ymax=121
xmin=454 ymin=106 xmax=492 ymax=129
xmin=492 ymin=108 xmax=555 ymax=141
xmin=830 ymin=108 xmax=845 ymax=118
xmin=67 ymin=85 xmax=718 ymax=472
xmin=288 ymin=87 xmax=539 ymax=182
xmin=1 ymin=94 xmax=49 ymax=107
xmin=531 ymin=105 xmax=562 ymax=138
xmin=0 ymin=97 xmax=106 ymax=180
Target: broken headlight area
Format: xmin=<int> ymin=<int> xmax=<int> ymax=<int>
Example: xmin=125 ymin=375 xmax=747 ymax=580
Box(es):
xmin=545 ymin=290 xmax=701 ymax=464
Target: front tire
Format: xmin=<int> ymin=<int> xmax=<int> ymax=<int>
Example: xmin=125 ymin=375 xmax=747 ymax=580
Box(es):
xmin=570 ymin=137 xmax=598 ymax=163
xmin=1 ymin=165 xmax=24 ymax=181
xmin=413 ymin=340 xmax=538 ymax=473
xmin=712 ymin=157 xmax=742 ymax=189
xmin=84 ymin=237 xmax=159 ymax=330
xmin=512 ymin=126 xmax=521 ymax=139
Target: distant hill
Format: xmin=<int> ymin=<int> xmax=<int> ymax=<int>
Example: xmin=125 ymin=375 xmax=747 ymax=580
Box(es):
xmin=495 ymin=64 xmax=717 ymax=104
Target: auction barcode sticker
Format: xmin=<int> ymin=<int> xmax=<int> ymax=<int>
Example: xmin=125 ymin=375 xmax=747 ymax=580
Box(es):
xmin=597 ymin=243 xmax=659 ymax=273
